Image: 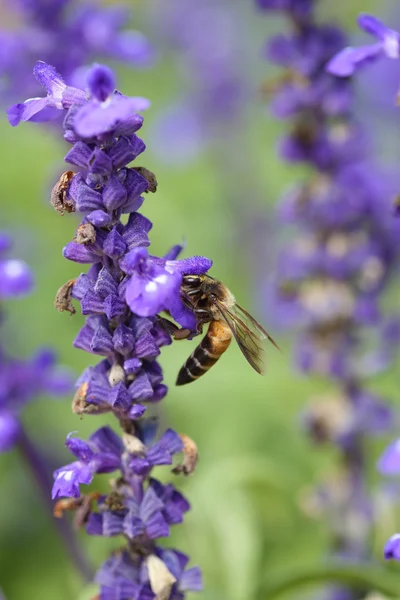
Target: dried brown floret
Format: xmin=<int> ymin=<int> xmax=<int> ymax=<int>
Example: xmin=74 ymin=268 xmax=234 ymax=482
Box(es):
xmin=75 ymin=222 xmax=96 ymax=245
xmin=172 ymin=433 xmax=198 ymax=476
xmin=54 ymin=278 xmax=76 ymax=315
xmin=50 ymin=171 xmax=75 ymax=214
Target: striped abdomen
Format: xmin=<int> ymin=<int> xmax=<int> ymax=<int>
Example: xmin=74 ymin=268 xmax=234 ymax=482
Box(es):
xmin=176 ymin=320 xmax=232 ymax=386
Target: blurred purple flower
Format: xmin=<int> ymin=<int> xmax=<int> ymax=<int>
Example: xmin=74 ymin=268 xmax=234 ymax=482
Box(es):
xmin=384 ymin=534 xmax=400 ymax=560
xmin=0 ymin=233 xmax=33 ymax=298
xmin=0 ymin=0 xmax=154 ymax=104
xmin=259 ymin=1 xmax=400 ymax=592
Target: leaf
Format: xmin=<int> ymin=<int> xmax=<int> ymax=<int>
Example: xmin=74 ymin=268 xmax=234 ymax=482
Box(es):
xmin=77 ymin=583 xmax=98 ymax=600
xmin=258 ymin=564 xmax=400 ymax=599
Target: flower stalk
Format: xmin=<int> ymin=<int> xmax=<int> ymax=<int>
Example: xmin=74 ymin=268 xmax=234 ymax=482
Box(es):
xmin=257 ymin=1 xmax=400 ymax=596
xmin=8 ymin=60 xmax=209 ymax=597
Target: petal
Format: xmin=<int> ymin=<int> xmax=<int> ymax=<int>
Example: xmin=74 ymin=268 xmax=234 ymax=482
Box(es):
xmin=157 ymin=429 xmax=183 ymax=455
xmin=86 ymin=210 xmax=112 ymax=227
xmin=87 ymin=64 xmax=116 ymax=102
xmin=163 ymin=244 xmax=184 ymax=261
xmin=66 ymin=434 xmax=94 ymax=461
xmin=129 ymin=403 xmax=147 ymax=419
xmin=140 ymin=486 xmax=164 ymax=522
xmin=166 ymin=255 xmax=212 ymax=276
xmin=63 ymin=241 xmax=100 ymax=264
xmin=33 ymin=61 xmax=65 ymax=98
xmin=52 ymin=461 xmax=93 ymax=499
xmin=378 ymin=439 xmax=400 ymax=475
xmin=0 ymin=259 xmax=33 ymax=298
xmin=7 ymin=97 xmax=49 ymax=126
xmin=357 ymin=13 xmax=391 ymax=41
xmin=384 ymin=534 xmax=400 ymax=560
xmin=145 ymin=512 xmax=169 ymax=539
xmin=73 ymin=96 xmax=144 ymax=139
xmin=89 ymin=426 xmax=123 ymax=456
xmin=0 ymin=411 xmax=21 ymax=452
xmin=180 ymin=567 xmax=203 ymax=592
xmin=103 ymin=177 xmax=127 ymax=211
xmin=326 ymin=44 xmax=382 ymax=77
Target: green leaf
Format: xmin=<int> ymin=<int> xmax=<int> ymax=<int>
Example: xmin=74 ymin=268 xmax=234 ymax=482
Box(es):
xmin=77 ymin=583 xmax=98 ymax=600
xmin=259 ymin=564 xmax=400 ymax=599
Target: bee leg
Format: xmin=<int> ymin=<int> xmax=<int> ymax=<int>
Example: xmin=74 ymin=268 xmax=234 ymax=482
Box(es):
xmin=157 ymin=316 xmax=192 ymax=340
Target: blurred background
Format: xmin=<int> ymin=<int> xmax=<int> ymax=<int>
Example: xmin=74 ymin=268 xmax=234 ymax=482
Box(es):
xmin=1 ymin=0 xmax=400 ymax=598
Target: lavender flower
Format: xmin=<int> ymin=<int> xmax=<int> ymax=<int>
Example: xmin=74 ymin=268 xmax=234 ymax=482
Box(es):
xmin=327 ymin=11 xmax=400 ymax=565
xmin=0 ymin=233 xmax=33 ymax=298
xmin=9 ymin=61 xmax=208 ymax=596
xmin=259 ymin=1 xmax=400 ymax=595
xmin=149 ymin=0 xmax=246 ymax=164
xmin=0 ymin=0 xmax=153 ymax=103
xmin=0 ymin=234 xmax=71 ymax=451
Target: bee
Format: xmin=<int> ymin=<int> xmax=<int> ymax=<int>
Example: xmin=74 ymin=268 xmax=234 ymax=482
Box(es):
xmin=175 ymin=274 xmax=279 ymax=386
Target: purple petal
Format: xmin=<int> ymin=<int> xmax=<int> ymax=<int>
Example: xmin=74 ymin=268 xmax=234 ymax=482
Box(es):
xmin=33 ymin=61 xmax=65 ymax=97
xmin=166 ymin=256 xmax=212 ymax=276
xmin=326 ymin=44 xmax=382 ymax=77
xmin=140 ymin=487 xmax=164 ymax=522
xmin=126 ymin=266 xmax=181 ymax=318
xmin=7 ymin=97 xmax=49 ymax=126
xmin=63 ymin=241 xmax=100 ymax=264
xmin=378 ymin=439 xmax=400 ymax=475
xmin=180 ymin=566 xmax=203 ymax=592
xmin=86 ymin=210 xmax=112 ymax=227
xmin=52 ymin=461 xmax=93 ymax=499
xmin=0 ymin=411 xmax=20 ymax=452
xmin=385 ymin=534 xmax=400 ymax=560
xmin=73 ymin=96 xmax=144 ymax=139
xmin=87 ymin=64 xmax=115 ymax=102
xmin=89 ymin=426 xmax=123 ymax=457
xmin=357 ymin=14 xmax=391 ymax=41
xmin=129 ymin=403 xmax=146 ymax=419
xmin=157 ymin=429 xmax=183 ymax=455
xmin=163 ymin=244 xmax=184 ymax=261
xmin=0 ymin=259 xmax=33 ymax=297
xmin=145 ymin=511 xmax=169 ymax=539
xmin=66 ymin=434 xmax=94 ymax=461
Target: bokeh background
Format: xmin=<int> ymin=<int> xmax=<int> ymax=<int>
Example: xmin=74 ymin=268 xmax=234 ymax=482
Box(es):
xmin=2 ymin=0 xmax=400 ymax=598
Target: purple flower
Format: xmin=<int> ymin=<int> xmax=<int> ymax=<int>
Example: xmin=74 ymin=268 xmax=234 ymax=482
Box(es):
xmin=7 ymin=62 xmax=86 ymax=126
xmin=12 ymin=61 xmax=204 ymax=597
xmin=259 ymin=2 xmax=400 ymax=593
xmin=73 ymin=64 xmax=150 ymax=139
xmin=52 ymin=427 xmax=123 ymax=498
xmin=0 ymin=348 xmax=72 ymax=452
xmin=377 ymin=439 xmax=400 ymax=475
xmin=122 ymin=248 xmax=211 ymax=330
xmin=129 ymin=428 xmax=183 ymax=476
xmin=327 ymin=14 xmax=400 ymax=77
xmin=151 ymin=0 xmax=246 ymax=163
xmin=0 ymin=233 xmax=33 ymax=298
xmin=0 ymin=0 xmax=153 ymax=104
xmin=0 ymin=258 xmax=33 ymax=298
xmin=384 ymin=534 xmax=400 ymax=560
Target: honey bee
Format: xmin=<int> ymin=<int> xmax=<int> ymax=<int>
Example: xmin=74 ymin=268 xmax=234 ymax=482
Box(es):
xmin=175 ymin=274 xmax=279 ymax=385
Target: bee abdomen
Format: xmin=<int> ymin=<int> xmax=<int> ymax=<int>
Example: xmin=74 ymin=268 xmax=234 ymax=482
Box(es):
xmin=176 ymin=320 xmax=232 ymax=386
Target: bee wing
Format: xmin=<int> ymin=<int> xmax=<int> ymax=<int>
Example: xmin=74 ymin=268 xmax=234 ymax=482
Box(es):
xmin=214 ymin=300 xmax=278 ymax=374
xmin=234 ymin=303 xmax=281 ymax=353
